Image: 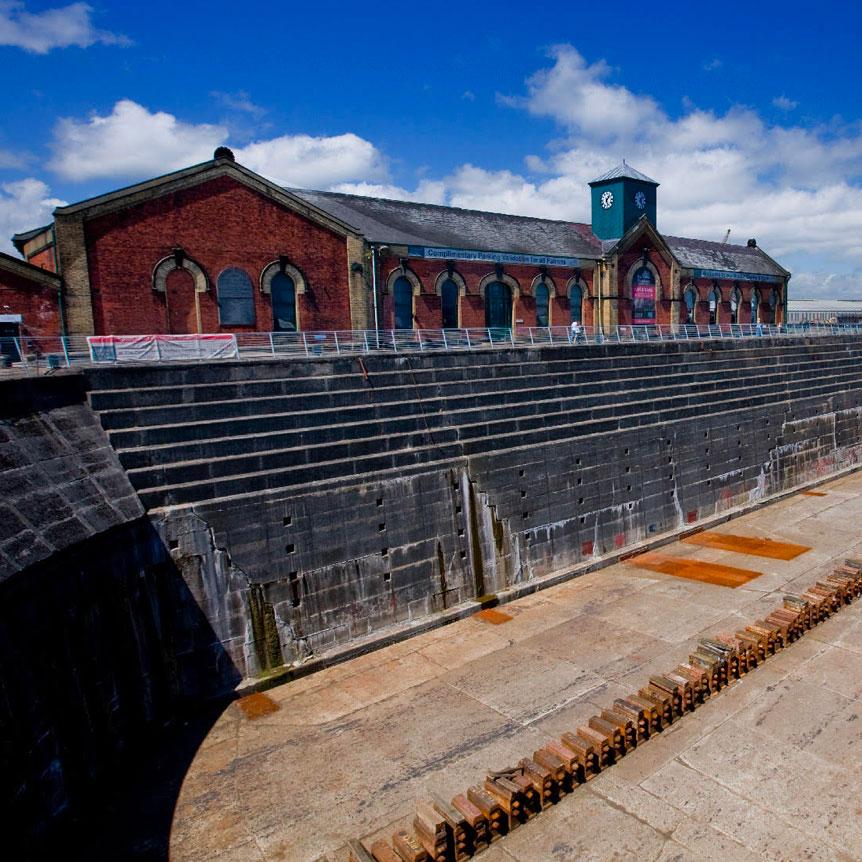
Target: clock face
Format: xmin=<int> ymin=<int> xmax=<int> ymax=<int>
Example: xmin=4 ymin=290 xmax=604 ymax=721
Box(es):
xmin=634 ymin=191 xmax=646 ymax=210
xmin=601 ymin=190 xmax=614 ymax=209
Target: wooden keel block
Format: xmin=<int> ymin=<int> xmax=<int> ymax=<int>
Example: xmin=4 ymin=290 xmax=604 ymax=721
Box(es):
xmin=348 ymin=839 xmax=377 ymax=862
xmin=589 ymin=715 xmax=627 ymax=758
xmin=746 ymin=624 xmax=777 ymax=654
xmin=649 ymin=676 xmax=685 ymax=717
xmin=509 ymin=772 xmax=541 ymax=819
xmin=370 ymin=839 xmax=403 ymax=862
xmin=638 ymin=687 xmax=674 ymax=728
xmin=675 ymin=664 xmax=710 ymax=701
xmin=627 ymin=694 xmax=663 ymax=734
xmin=600 ymin=708 xmax=638 ymax=750
xmin=467 ymin=786 xmax=506 ymax=841
xmin=558 ymin=732 xmax=601 ymax=776
xmin=391 ymin=830 xmax=429 ymax=862
xmin=518 ymin=758 xmax=555 ymax=809
xmin=735 ymin=630 xmax=766 ymax=663
xmin=431 ymin=797 xmax=471 ymax=861
xmin=545 ymin=739 xmax=587 ymax=786
xmin=613 ymin=698 xmax=650 ymax=741
xmin=483 ymin=776 xmax=523 ymax=829
xmin=413 ymin=801 xmax=449 ymax=861
xmin=532 ymin=747 xmax=568 ymax=787
xmin=664 ymin=672 xmax=696 ymax=711
xmin=451 ymin=794 xmax=489 ymax=851
xmin=688 ymin=652 xmax=722 ymax=692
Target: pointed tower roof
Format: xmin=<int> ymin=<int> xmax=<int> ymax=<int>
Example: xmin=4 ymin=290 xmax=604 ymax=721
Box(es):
xmin=589 ymin=161 xmax=659 ymax=186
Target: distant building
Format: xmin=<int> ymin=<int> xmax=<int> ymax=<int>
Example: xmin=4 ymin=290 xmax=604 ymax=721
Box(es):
xmin=787 ymin=299 xmax=862 ymax=324
xmin=4 ymin=150 xmax=790 ymax=337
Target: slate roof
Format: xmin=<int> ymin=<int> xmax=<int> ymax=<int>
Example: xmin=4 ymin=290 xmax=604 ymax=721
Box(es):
xmin=291 ymin=189 xmax=604 ymax=259
xmin=665 ymin=235 xmax=788 ymax=278
xmin=589 ymin=162 xmax=659 ymax=185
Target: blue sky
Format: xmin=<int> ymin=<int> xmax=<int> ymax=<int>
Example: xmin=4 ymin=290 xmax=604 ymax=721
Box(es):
xmin=2 ymin=0 xmax=861 ymax=296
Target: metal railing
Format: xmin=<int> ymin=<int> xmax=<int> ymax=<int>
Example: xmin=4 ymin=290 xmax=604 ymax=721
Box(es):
xmin=1 ymin=322 xmax=859 ymax=374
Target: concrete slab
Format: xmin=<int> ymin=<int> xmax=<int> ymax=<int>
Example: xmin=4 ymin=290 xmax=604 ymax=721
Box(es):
xmin=170 ymin=472 xmax=862 ymax=861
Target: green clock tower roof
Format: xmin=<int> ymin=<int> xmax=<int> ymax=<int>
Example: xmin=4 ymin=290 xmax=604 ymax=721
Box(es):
xmin=589 ymin=161 xmax=659 ymax=186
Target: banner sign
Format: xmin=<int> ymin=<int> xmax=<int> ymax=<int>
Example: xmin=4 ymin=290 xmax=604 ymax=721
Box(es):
xmin=631 ymin=268 xmax=656 ymax=325
xmin=407 ymin=245 xmax=582 ymax=268
xmin=692 ymin=268 xmax=782 ymax=284
xmin=88 ymin=334 xmax=238 ymax=363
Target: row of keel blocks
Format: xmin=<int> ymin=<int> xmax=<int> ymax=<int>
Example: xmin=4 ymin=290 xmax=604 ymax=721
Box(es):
xmin=349 ymin=558 xmax=862 ymax=862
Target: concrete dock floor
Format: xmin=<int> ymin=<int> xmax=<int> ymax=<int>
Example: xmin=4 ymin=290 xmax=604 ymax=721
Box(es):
xmin=170 ymin=472 xmax=862 ymax=862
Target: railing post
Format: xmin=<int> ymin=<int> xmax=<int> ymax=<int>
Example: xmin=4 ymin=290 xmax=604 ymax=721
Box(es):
xmin=442 ymin=329 xmax=448 ymax=350
xmin=363 ymin=331 xmax=370 ymax=353
xmin=302 ymin=332 xmax=309 ymax=357
xmin=510 ymin=327 xmax=515 ymax=345
xmin=417 ymin=329 xmax=424 ymax=350
xmin=529 ymin=328 xmax=535 ymax=346
xmin=61 ymin=336 xmax=71 ymax=367
xmin=392 ymin=330 xmax=398 ymax=352
xmin=334 ymin=331 xmax=341 ymax=355
xmin=465 ymin=328 xmax=471 ymax=350
xmin=547 ymin=326 xmax=553 ymax=344
xmin=269 ymin=332 xmax=275 ymax=356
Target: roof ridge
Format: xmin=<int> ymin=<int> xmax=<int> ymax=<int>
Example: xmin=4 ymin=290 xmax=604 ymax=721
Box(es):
xmin=291 ymin=187 xmax=592 ymax=229
xmin=664 ymin=233 xmax=764 ymax=252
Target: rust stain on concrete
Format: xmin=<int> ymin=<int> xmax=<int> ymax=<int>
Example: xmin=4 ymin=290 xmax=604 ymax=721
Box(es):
xmin=681 ymin=532 xmax=811 ymax=560
xmin=474 ymin=608 xmax=513 ymax=625
xmin=237 ymin=691 xmax=280 ymax=720
xmin=629 ymin=552 xmax=762 ymax=588
xmin=801 ymin=490 xmax=828 ymax=497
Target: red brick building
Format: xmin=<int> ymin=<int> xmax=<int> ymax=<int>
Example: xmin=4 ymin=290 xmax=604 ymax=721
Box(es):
xmin=0 ymin=251 xmax=63 ymax=346
xmin=9 ymin=151 xmax=789 ymax=337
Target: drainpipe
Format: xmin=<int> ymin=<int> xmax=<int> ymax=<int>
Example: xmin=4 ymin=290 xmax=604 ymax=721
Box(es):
xmin=370 ymin=244 xmax=380 ymax=332
xmin=51 ymin=224 xmax=67 ymax=337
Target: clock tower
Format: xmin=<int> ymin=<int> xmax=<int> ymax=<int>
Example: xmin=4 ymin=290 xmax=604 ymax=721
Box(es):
xmin=589 ymin=161 xmax=659 ymax=240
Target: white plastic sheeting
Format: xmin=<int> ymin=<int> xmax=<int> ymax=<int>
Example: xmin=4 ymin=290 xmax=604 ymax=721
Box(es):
xmin=87 ymin=334 xmax=238 ymax=363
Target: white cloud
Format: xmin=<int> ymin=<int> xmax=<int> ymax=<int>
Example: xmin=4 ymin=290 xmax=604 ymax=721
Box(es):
xmin=773 ymin=95 xmax=798 ymax=111
xmin=473 ymin=44 xmax=862 ymax=286
xmin=0 ymin=1 xmax=128 ymax=53
xmin=330 ymin=180 xmax=446 ymax=205
xmin=462 ymin=90 xmax=476 ymax=101
xmin=48 ymin=100 xmax=390 ymax=190
xmin=237 ymin=133 xmax=387 ymax=188
xmin=49 ymin=99 xmax=226 ymax=180
xmin=0 ymin=178 xmax=64 ymax=252
xmin=703 ymin=58 xmax=722 ymax=71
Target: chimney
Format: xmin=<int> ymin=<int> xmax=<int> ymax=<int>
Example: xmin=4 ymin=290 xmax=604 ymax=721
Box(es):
xmin=747 ymin=238 xmax=757 ymax=248
xmin=213 ymin=146 xmax=236 ymax=162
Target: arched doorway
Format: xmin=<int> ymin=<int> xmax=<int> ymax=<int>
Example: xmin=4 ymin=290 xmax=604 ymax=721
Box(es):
xmin=708 ymin=285 xmax=721 ymax=325
xmin=440 ymin=278 xmax=459 ymax=328
xmin=165 ymin=268 xmax=198 ymax=334
xmin=750 ymin=289 xmax=760 ymax=325
xmin=631 ymin=266 xmax=656 ymax=325
xmin=730 ymin=285 xmax=741 ymax=324
xmin=393 ymin=276 xmax=414 ymax=329
xmin=569 ymin=282 xmax=583 ymax=324
xmin=535 ymin=282 xmax=550 ymax=327
xmin=683 ymin=285 xmax=697 ymax=325
xmin=271 ymin=272 xmax=297 ymax=331
xmin=484 ymin=281 xmax=512 ymax=328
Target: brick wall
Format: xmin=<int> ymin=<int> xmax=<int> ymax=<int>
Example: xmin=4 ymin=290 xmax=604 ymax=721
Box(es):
xmin=84 ymin=176 xmax=351 ymax=334
xmin=0 ymin=267 xmax=61 ymax=337
xmin=380 ymin=256 xmax=595 ymax=329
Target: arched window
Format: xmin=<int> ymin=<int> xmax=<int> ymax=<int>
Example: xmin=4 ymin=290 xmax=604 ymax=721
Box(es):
xmin=271 ymin=272 xmax=297 ymax=332
xmin=440 ymin=278 xmax=459 ymax=329
xmin=631 ymin=266 xmax=656 ymax=325
xmin=683 ymin=285 xmax=697 ymax=325
xmin=217 ymin=267 xmax=255 ymax=325
xmin=708 ymin=284 xmax=721 ymax=325
xmin=393 ymin=276 xmax=414 ymax=329
xmin=484 ymin=281 xmax=512 ymax=328
xmin=569 ymin=282 xmax=583 ymax=324
xmin=750 ymin=289 xmax=760 ymax=325
xmin=535 ymin=282 xmax=550 ymax=327
xmin=730 ymin=285 xmax=742 ymax=325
